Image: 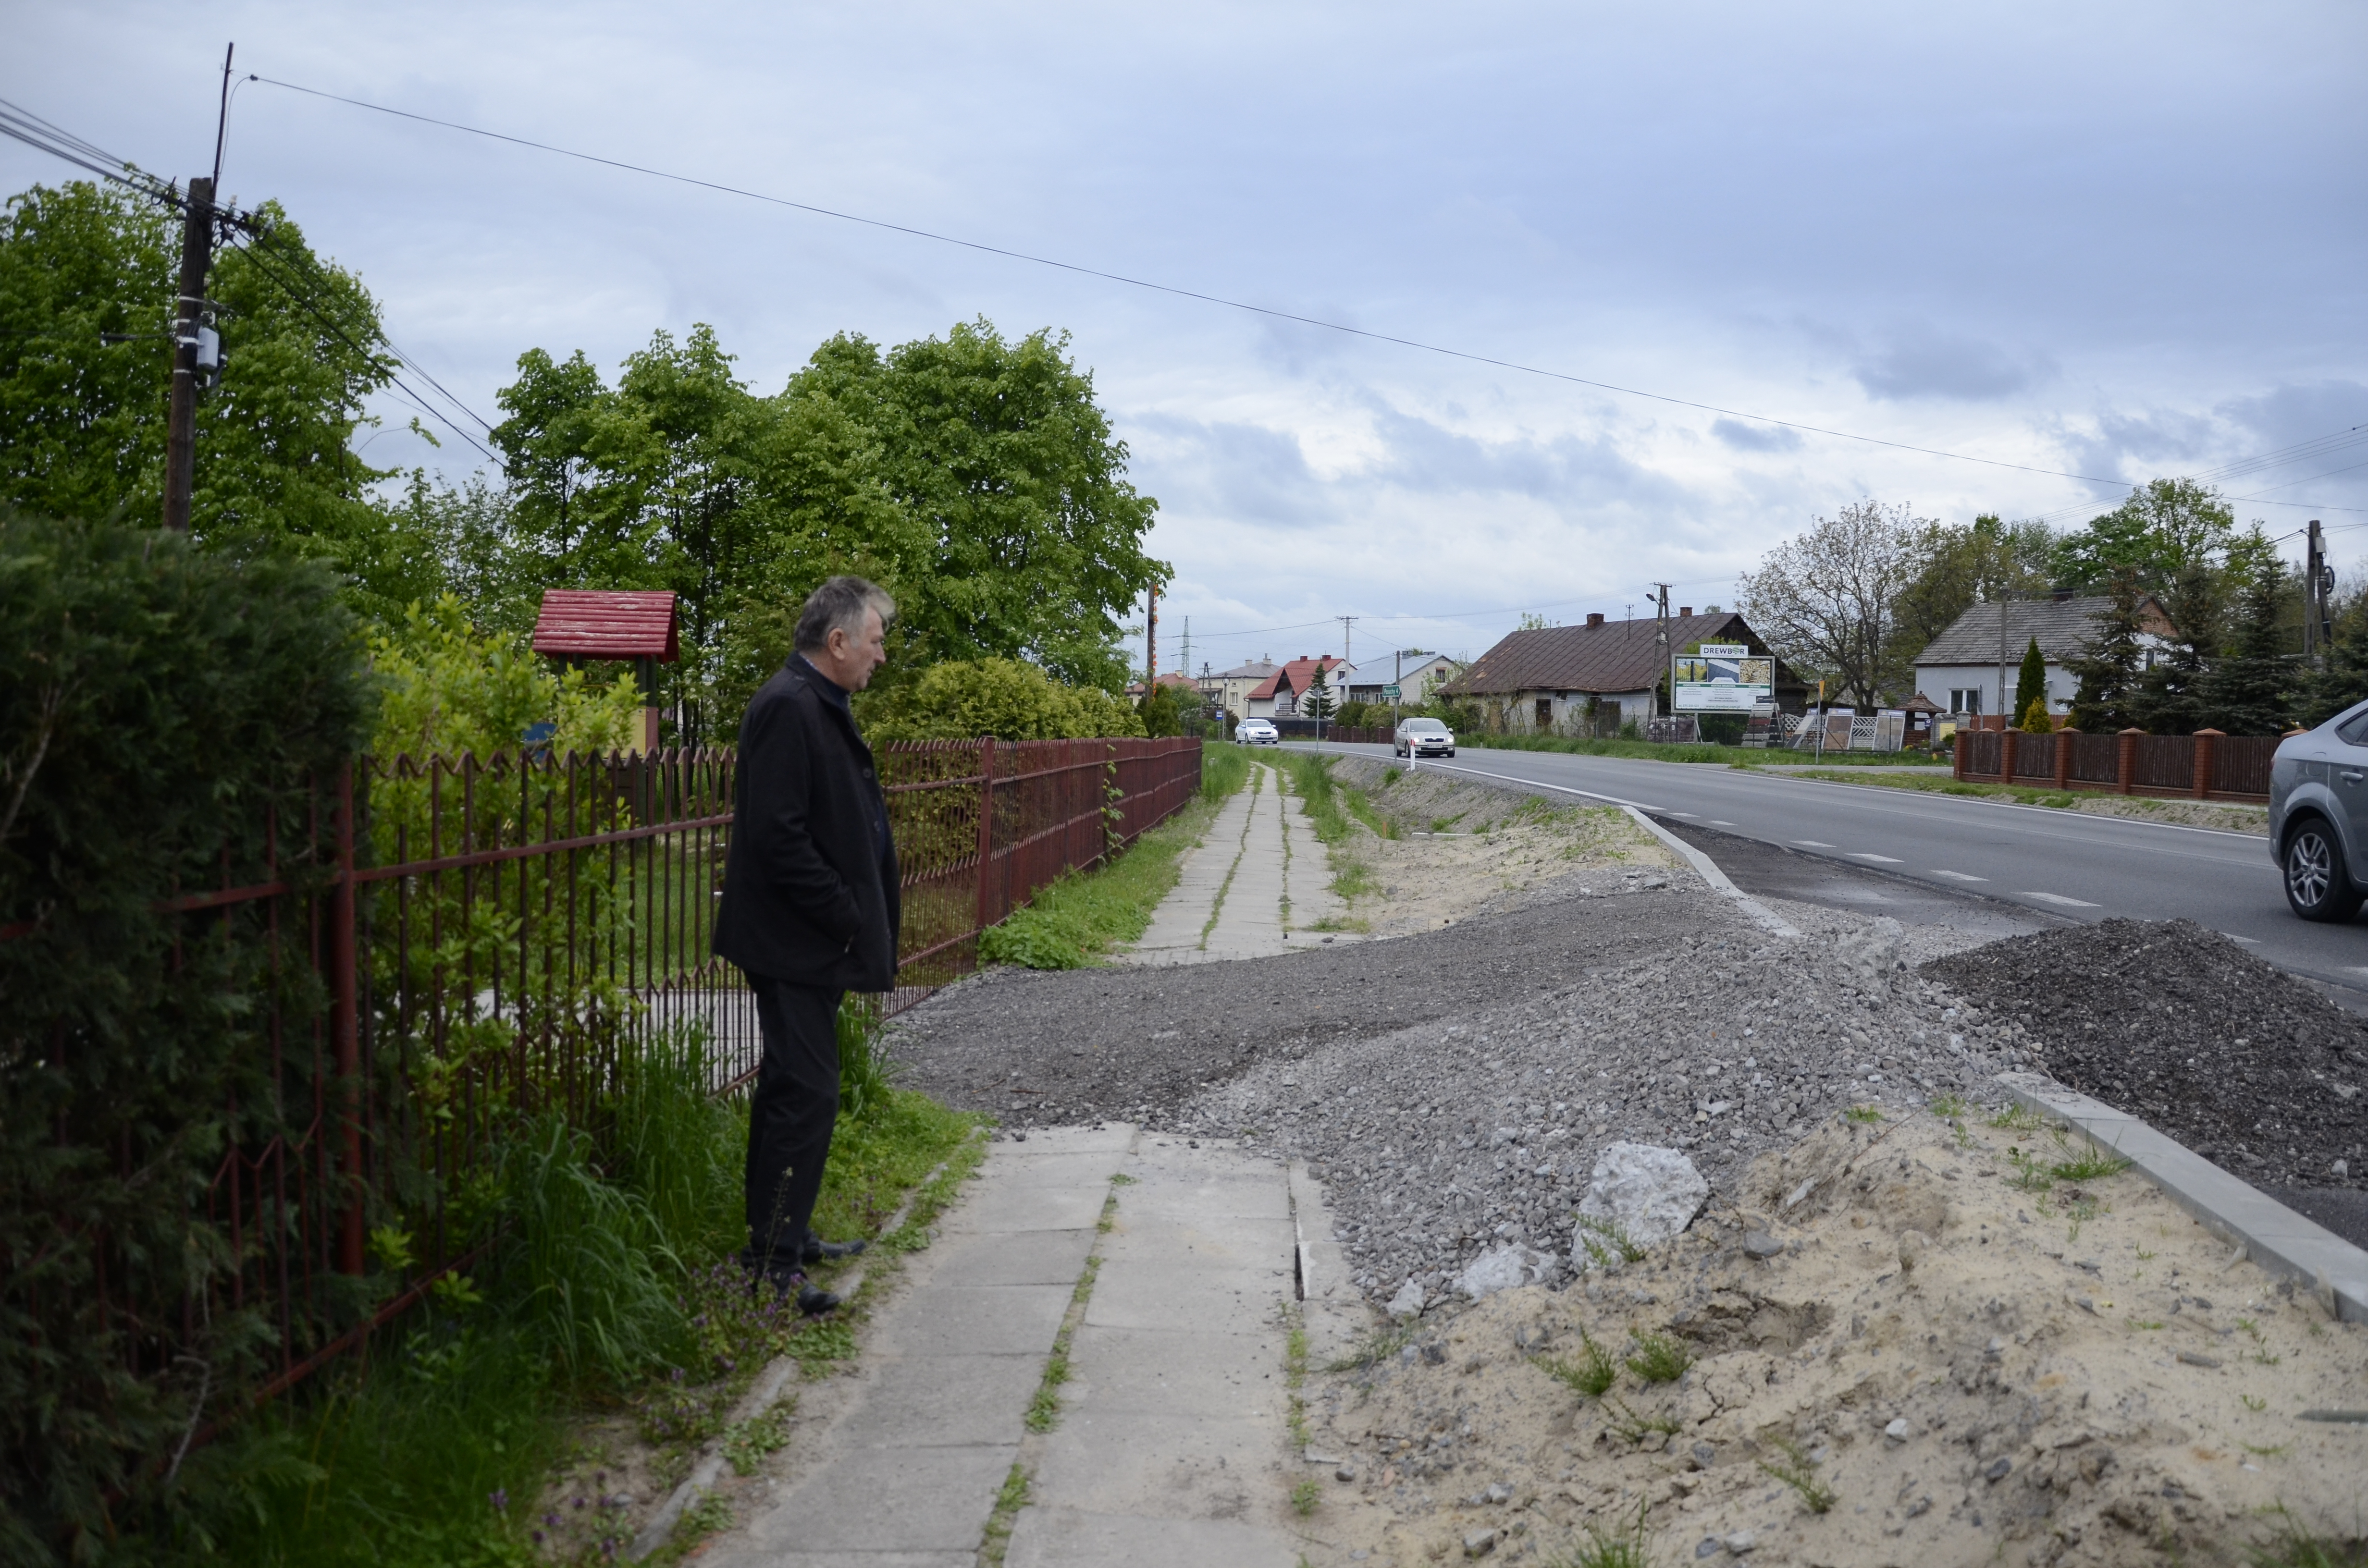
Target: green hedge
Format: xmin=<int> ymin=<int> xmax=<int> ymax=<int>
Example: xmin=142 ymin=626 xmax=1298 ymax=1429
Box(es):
xmin=0 ymin=513 xmax=372 ymax=1561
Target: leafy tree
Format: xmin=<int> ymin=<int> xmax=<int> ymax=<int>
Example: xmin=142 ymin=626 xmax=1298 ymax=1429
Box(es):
xmin=0 ymin=181 xmax=431 ymax=616
xmin=2066 ymin=569 xmax=2144 ymax=732
xmin=2196 ymin=560 xmax=2298 ymax=735
xmin=2052 ymin=478 xmax=2234 ymax=592
xmin=485 ymin=318 xmax=1163 ymax=741
xmin=2013 ymin=637 xmax=2049 ymax=721
xmin=2131 ymin=562 xmax=2221 ymax=734
xmin=1884 ymin=513 xmax=2055 ymax=671
xmin=2020 ymin=697 xmax=2054 ymax=733
xmin=1137 ymin=680 xmax=1182 ymax=737
xmin=1738 ymin=499 xmax=1926 ymax=707
xmin=866 ymin=656 xmax=1144 ymax=741
xmin=369 ymin=596 xmax=641 ymax=762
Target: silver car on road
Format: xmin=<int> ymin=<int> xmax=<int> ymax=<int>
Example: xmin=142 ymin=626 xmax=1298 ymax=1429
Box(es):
xmin=2270 ymin=700 xmax=2368 ymax=920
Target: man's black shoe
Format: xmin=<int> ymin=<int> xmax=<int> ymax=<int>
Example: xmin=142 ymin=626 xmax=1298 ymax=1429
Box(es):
xmin=801 ymin=1236 xmax=867 ymax=1263
xmin=752 ymin=1263 xmax=841 ymax=1316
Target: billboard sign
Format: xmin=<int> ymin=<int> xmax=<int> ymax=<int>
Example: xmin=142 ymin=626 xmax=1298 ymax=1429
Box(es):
xmin=1673 ymin=643 xmax=1775 ymax=712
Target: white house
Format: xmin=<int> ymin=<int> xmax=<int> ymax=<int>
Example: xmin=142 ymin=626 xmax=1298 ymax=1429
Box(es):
xmin=1912 ymin=594 xmax=2176 ymax=719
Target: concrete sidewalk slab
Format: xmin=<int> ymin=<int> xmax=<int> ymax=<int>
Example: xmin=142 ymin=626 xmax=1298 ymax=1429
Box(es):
xmin=1005 ymin=1510 xmax=1303 ymax=1568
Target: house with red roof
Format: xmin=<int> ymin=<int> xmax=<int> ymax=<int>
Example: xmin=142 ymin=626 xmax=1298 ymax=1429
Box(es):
xmin=1246 ymin=655 xmax=1357 ymax=719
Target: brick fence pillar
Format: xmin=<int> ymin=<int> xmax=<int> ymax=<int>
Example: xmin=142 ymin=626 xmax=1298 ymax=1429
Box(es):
xmin=2192 ymin=728 xmax=2221 ymax=801
xmin=1954 ymin=723 xmax=1968 ymax=781
xmin=2001 ymin=728 xmax=2021 ymax=785
xmin=2117 ymin=727 xmax=2141 ymax=795
xmin=2055 ymin=726 xmax=2077 ymax=791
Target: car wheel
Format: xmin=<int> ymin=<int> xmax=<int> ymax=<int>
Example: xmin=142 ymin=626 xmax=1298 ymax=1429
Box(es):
xmin=2284 ymin=818 xmax=2363 ymax=922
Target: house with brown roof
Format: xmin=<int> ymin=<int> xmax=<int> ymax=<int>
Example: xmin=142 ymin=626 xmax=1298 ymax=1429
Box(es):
xmin=1247 ymin=655 xmax=1356 ymax=719
xmin=1441 ymin=609 xmax=1806 ymax=734
xmin=1912 ymin=593 xmax=2176 ymax=719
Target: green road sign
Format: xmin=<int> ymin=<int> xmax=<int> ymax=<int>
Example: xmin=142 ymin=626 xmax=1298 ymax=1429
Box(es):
xmin=1382 ymin=684 xmax=1402 ymax=698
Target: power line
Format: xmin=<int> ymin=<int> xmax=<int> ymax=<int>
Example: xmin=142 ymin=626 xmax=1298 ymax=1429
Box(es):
xmin=251 ymin=74 xmax=2176 ymax=491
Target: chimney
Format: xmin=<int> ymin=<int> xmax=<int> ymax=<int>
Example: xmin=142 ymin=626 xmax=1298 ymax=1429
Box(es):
xmin=1679 ymin=606 xmax=1693 ymax=618
xmin=1585 ymin=612 xmax=1605 ymax=628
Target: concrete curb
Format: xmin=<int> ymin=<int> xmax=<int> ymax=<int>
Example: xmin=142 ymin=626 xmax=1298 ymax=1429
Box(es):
xmin=1287 ymin=1160 xmax=1362 ymax=1367
xmin=1995 ymin=1070 xmax=2368 ymax=1324
xmin=1619 ymin=805 xmax=1801 ymax=939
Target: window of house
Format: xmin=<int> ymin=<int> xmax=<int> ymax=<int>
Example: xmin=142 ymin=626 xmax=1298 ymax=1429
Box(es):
xmin=1535 ymin=698 xmax=1553 ymax=727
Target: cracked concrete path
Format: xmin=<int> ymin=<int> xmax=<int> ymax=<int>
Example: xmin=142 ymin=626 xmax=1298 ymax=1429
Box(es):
xmin=701 ymin=1125 xmax=1351 ymax=1568
xmin=1119 ymin=760 xmax=1349 ymax=966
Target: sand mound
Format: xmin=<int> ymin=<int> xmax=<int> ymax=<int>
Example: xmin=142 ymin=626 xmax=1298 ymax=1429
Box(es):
xmin=1301 ymin=1110 xmax=2367 ymax=1567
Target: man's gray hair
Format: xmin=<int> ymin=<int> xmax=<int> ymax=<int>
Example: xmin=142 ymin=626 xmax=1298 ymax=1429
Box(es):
xmin=794 ymin=576 xmax=896 ymax=653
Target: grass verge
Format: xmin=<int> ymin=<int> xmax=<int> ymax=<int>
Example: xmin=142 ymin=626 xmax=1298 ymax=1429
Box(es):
xmin=187 ymin=1023 xmax=981 ymax=1568
xmin=977 ymin=779 xmax=1234 ymax=969
xmin=1270 ymin=751 xmax=1386 ymax=910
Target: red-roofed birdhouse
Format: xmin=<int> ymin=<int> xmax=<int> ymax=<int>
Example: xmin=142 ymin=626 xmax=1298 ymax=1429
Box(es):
xmin=531 ymin=590 xmax=679 ymax=753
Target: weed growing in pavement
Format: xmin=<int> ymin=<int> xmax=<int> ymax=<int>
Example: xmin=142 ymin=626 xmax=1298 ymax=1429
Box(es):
xmin=2049 ymin=1141 xmax=2134 ymax=1183
xmin=1624 ymin=1330 xmax=1693 ymax=1384
xmin=1538 ymin=1332 xmax=1621 ymax=1398
xmin=979 ymin=1463 xmax=1032 ymax=1567
xmin=1928 ymin=1093 xmax=1971 ymax=1120
xmin=1989 ymin=1103 xmax=2048 ymax=1133
xmin=722 ymin=1400 xmax=795 ymax=1475
xmin=1284 ymin=1305 xmax=1311 ymax=1448
xmin=2242 ymin=1442 xmax=2293 ymax=1459
xmin=1576 ymin=1215 xmax=1648 ymax=1267
xmin=1843 ymin=1104 xmax=1884 ymax=1125
xmin=1757 ymin=1436 xmax=1838 ymax=1514
xmin=2004 ymin=1145 xmax=2057 ymax=1194
xmin=682 ymin=1488 xmax=735 ymax=1536
xmin=2243 ymin=1395 xmax=2268 ymax=1412
xmin=1551 ymin=1497 xmax=1656 ymax=1568
xmin=1291 ymin=1478 xmax=1322 ymax=1516
xmin=1327 ymin=1323 xmax=1420 ymax=1372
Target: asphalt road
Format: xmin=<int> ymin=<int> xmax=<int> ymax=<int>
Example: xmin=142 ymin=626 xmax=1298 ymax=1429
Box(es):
xmin=1290 ymin=740 xmax=2368 ymax=1004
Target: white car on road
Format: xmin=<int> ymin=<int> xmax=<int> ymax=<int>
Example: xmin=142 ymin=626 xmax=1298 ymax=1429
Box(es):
xmin=1394 ymin=716 xmax=1455 ymax=757
xmin=1238 ymin=719 xmax=1280 ymax=746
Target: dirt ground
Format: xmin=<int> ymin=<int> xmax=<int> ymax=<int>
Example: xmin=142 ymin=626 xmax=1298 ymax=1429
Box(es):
xmin=1299 ymin=1110 xmax=2368 ymax=1568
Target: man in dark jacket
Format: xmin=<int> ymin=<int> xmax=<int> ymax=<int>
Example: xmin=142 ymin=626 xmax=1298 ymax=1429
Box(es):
xmin=713 ymin=576 xmax=900 ymax=1313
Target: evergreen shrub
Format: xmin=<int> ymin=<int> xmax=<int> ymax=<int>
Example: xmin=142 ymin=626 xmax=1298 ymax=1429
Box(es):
xmin=0 ymin=512 xmax=372 ymax=1561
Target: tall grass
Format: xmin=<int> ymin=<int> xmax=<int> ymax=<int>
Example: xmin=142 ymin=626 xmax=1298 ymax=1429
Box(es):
xmin=1199 ymin=741 xmax=1250 ymax=802
xmin=976 ymin=789 xmax=1226 ymax=968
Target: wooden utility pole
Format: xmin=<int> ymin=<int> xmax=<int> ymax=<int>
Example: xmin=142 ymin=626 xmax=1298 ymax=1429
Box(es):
xmin=162 ymin=175 xmax=215 ymax=532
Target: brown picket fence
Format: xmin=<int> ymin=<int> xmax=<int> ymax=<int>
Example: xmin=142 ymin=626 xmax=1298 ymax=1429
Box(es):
xmin=1955 ymin=728 xmax=2274 ymax=803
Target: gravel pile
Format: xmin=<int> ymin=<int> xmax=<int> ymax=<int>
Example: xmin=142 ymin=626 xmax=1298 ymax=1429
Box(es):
xmin=1186 ymin=894 xmax=2026 ymax=1305
xmin=892 ymin=858 xmax=2048 ymax=1306
xmin=888 ymin=870 xmax=1709 ymax=1131
xmin=1922 ymin=917 xmax=2368 ymax=1190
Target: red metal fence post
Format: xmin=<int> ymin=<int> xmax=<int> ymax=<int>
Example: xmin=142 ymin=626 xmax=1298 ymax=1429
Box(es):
xmin=974 ymin=736 xmax=997 ymax=936
xmin=2117 ymin=728 xmax=2139 ymax=795
xmin=332 ymin=761 xmax=364 ymax=1277
xmin=2193 ymin=729 xmax=2221 ymax=800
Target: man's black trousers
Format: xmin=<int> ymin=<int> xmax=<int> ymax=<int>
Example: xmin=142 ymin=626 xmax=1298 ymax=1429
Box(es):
xmin=743 ymin=977 xmax=843 ymax=1272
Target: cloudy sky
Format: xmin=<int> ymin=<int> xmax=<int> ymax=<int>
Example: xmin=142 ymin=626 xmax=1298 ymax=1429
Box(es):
xmin=8 ymin=1 xmax=2366 ymax=674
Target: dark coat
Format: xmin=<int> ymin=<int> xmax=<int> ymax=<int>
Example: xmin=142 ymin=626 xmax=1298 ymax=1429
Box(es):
xmin=713 ymin=658 xmax=900 ymax=990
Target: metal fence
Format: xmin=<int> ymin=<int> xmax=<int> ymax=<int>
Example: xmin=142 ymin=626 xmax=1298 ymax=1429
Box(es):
xmin=84 ymin=735 xmax=1202 ymax=1407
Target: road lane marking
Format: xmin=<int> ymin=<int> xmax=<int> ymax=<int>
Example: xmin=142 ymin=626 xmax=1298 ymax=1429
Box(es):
xmin=1709 ymin=819 xmax=1737 ymax=826
xmin=2018 ymin=891 xmax=2101 ymax=908
xmin=1929 ymin=870 xmax=1988 ymax=882
xmin=1793 ymin=840 xmax=1834 ymax=847
xmin=2218 ymin=932 xmax=2262 ymax=944
xmin=1848 ymin=852 xmax=1905 ymax=863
